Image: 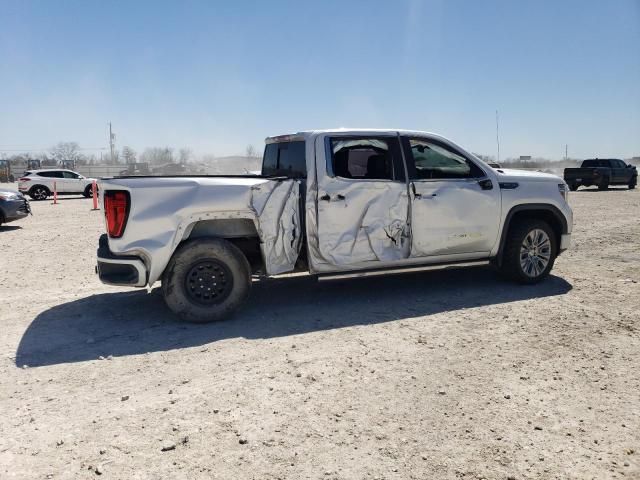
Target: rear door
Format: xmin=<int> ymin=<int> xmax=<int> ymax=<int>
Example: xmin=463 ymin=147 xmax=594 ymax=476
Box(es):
xmin=314 ymin=134 xmax=410 ymax=269
xmin=403 ymin=136 xmax=501 ymax=257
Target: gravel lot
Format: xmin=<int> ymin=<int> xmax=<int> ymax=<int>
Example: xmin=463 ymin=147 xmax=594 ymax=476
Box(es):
xmin=1 ymin=184 xmax=639 ymax=479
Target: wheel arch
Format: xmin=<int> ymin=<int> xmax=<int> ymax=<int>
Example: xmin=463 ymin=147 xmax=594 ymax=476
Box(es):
xmin=176 ymin=218 xmax=264 ymax=274
xmin=496 ymin=204 xmax=568 ymax=266
xmin=29 ymin=184 xmax=51 ymax=195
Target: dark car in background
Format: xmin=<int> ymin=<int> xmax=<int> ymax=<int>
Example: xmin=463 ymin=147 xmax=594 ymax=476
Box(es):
xmin=0 ymin=190 xmax=31 ymax=227
xmin=564 ymin=159 xmax=637 ymax=191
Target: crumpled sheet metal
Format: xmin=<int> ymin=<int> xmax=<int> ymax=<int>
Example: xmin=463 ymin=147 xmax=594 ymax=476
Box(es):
xmin=104 ymin=176 xmax=303 ymax=284
xmin=250 ymin=180 xmax=302 ymax=275
xmin=315 ymin=182 xmax=409 ymax=266
xmin=304 ymin=137 xmax=410 ymax=272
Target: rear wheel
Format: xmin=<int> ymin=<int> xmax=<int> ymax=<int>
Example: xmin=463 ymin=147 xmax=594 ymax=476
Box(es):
xmin=162 ymin=238 xmax=251 ymax=323
xmin=500 ymin=220 xmax=557 ymax=284
xmin=29 ymin=185 xmax=50 ymax=201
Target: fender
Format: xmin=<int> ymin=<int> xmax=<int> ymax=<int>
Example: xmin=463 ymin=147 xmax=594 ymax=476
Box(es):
xmin=496 ymin=203 xmax=569 ymax=266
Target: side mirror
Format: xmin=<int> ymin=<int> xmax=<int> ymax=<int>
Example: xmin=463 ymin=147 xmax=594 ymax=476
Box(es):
xmin=478 ymin=178 xmax=493 ymax=190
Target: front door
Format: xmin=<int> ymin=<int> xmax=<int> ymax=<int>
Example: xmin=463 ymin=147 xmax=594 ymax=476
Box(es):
xmin=61 ymin=171 xmax=83 ymax=193
xmin=314 ymin=135 xmax=410 ymax=269
xmin=404 ymin=137 xmax=501 ymax=257
xmin=611 ymin=159 xmax=628 ymax=184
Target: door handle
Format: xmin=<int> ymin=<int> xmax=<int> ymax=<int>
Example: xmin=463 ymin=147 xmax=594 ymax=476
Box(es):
xmin=320 ymin=193 xmax=345 ymax=202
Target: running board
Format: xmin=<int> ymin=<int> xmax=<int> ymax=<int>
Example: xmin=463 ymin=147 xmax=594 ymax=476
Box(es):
xmin=317 ymin=260 xmax=491 ymax=281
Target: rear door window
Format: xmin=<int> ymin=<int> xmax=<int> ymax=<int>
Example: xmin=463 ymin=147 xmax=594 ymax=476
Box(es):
xmin=329 ymin=137 xmax=403 ymax=181
xmin=38 ymin=171 xmax=63 ymax=178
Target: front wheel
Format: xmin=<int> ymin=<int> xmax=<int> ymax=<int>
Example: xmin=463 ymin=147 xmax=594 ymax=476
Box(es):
xmin=568 ymin=183 xmax=578 ymax=191
xmin=162 ymin=238 xmax=251 ymax=323
xmin=500 ymin=220 xmax=557 ymax=284
xmin=598 ymin=179 xmax=609 ymax=190
xmin=629 ymin=177 xmax=637 ymax=190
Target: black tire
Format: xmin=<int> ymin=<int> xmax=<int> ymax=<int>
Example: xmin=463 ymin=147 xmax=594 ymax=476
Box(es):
xmin=568 ymin=183 xmax=578 ymax=191
xmin=500 ymin=220 xmax=557 ymax=284
xmin=29 ymin=185 xmax=50 ymax=201
xmin=598 ymin=178 xmax=609 ymax=191
xmin=162 ymin=238 xmax=251 ymax=323
xmin=630 ymin=177 xmax=637 ymax=190
xmin=83 ymin=185 xmax=93 ymax=198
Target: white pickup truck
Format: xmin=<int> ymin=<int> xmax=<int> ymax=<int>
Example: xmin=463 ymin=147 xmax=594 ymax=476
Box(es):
xmin=97 ymin=129 xmax=573 ymax=322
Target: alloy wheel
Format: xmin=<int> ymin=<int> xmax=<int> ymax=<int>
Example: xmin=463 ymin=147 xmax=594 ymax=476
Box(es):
xmin=519 ymin=228 xmax=551 ymax=278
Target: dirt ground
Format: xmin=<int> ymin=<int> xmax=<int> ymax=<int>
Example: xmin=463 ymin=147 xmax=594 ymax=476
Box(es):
xmin=1 ymin=183 xmax=639 ymax=480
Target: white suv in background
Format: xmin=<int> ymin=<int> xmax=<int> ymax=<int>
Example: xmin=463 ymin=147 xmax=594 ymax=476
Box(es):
xmin=18 ymin=169 xmax=97 ymax=200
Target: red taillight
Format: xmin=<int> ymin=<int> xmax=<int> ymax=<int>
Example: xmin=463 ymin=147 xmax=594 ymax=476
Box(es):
xmin=104 ymin=191 xmax=130 ymax=238
xmin=19 ymin=177 xmax=31 ymax=181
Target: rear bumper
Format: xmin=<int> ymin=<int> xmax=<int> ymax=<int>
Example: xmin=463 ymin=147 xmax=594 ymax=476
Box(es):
xmin=96 ymin=234 xmax=147 ymax=287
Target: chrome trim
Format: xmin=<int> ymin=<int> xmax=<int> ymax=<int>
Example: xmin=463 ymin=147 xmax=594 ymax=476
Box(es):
xmin=317 ymin=260 xmax=490 ymax=281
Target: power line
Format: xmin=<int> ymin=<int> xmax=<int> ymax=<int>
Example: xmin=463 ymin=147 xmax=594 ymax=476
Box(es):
xmin=495 ymin=110 xmax=500 ymax=163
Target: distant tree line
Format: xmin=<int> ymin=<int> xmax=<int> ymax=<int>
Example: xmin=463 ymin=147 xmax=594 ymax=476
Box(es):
xmin=0 ymin=141 xmax=263 ymax=168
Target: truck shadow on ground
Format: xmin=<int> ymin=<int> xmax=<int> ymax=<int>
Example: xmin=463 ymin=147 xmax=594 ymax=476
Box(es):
xmin=16 ymin=267 xmax=572 ymax=367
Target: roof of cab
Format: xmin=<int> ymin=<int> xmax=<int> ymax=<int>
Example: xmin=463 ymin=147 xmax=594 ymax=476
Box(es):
xmin=265 ymin=128 xmax=450 ymax=144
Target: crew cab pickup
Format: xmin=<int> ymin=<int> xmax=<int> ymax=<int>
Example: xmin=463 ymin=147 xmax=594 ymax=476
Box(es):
xmin=563 ymin=159 xmax=637 ymax=191
xmin=96 ymin=129 xmax=573 ymax=323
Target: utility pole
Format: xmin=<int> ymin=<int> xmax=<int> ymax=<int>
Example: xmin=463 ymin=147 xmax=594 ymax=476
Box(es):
xmin=495 ymin=110 xmax=500 ymax=163
xmin=109 ymin=122 xmax=115 ymax=163
xmin=565 ymin=144 xmax=568 ymax=161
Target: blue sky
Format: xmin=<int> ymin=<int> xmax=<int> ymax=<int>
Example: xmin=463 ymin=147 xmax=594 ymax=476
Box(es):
xmin=1 ymin=0 xmax=638 ymax=159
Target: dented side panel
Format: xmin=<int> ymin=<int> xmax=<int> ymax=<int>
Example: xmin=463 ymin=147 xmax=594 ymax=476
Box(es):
xmin=410 ymin=180 xmax=501 ymax=256
xmin=250 ymin=180 xmax=301 ymax=275
xmin=101 ymin=176 xmax=302 ymax=285
xmin=306 ymin=132 xmax=411 ymax=272
xmin=316 ymin=180 xmax=409 ymax=265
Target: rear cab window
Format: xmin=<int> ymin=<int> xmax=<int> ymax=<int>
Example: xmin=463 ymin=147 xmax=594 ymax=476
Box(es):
xmin=582 ymin=159 xmax=609 ymax=168
xmin=262 ymin=141 xmax=306 ymax=178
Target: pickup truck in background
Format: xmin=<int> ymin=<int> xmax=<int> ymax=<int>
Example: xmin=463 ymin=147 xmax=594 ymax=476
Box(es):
xmin=96 ymin=129 xmax=573 ymax=323
xmin=563 ymin=159 xmax=637 ymax=191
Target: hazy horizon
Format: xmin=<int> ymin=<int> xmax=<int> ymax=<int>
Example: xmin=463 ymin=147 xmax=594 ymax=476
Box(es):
xmin=1 ymin=0 xmax=638 ymax=160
